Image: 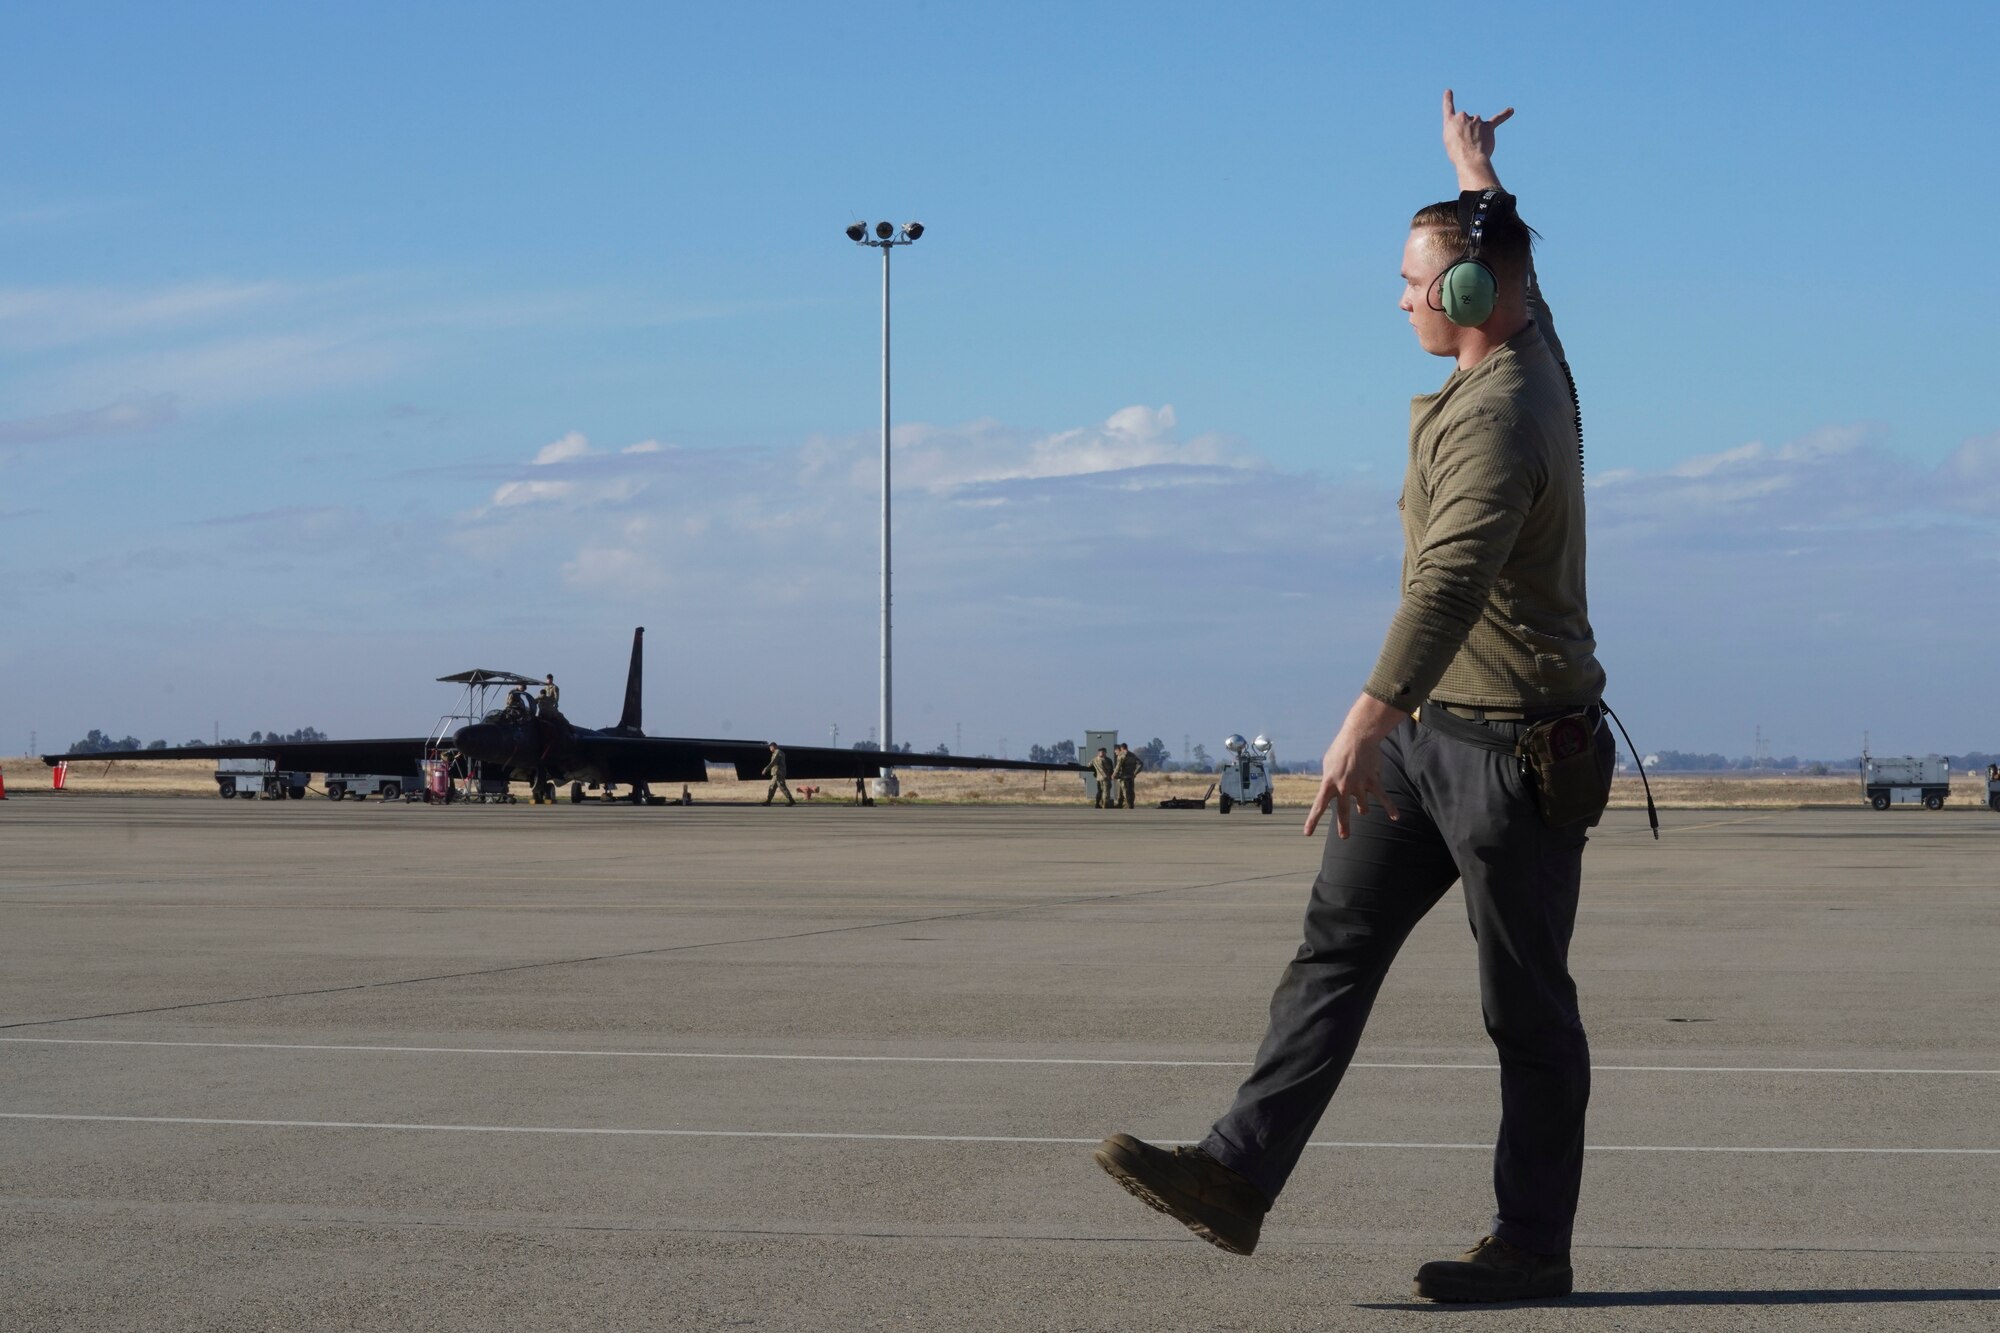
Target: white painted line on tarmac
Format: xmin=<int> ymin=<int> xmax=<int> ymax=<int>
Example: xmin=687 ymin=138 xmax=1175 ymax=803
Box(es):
xmin=3 ymin=1112 xmax=1998 ymax=1155
xmin=3 ymin=1036 xmax=1995 ymax=1077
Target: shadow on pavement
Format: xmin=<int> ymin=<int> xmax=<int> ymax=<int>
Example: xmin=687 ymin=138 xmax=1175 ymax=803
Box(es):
xmin=1359 ymin=1288 xmax=1999 ymax=1311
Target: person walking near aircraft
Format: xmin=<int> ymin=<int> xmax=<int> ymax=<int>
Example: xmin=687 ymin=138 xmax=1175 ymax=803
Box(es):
xmin=1091 ymin=748 xmax=1115 ymax=809
xmin=1093 ymin=94 xmax=1613 ymax=1304
xmin=1111 ymin=743 xmax=1143 ymax=810
xmin=762 ymin=742 xmax=795 ymax=806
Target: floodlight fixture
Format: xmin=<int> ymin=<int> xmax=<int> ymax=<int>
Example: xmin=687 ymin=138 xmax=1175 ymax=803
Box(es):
xmin=875 ymin=220 xmax=895 ymax=239
xmin=1253 ymin=735 xmax=1272 ymax=754
xmin=903 ymin=221 xmax=924 ymax=240
xmin=846 ymin=222 xmax=867 ymax=242
xmin=1224 ymin=734 xmax=1247 ymax=754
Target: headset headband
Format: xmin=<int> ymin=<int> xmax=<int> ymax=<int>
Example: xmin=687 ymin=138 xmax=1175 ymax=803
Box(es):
xmin=1463 ymin=187 xmax=1498 ymax=262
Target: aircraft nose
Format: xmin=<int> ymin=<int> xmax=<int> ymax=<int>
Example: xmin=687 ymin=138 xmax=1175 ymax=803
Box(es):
xmin=454 ymin=723 xmax=509 ymax=762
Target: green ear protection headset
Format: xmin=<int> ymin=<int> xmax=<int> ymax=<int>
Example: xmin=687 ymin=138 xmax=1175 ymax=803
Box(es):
xmin=1430 ymin=187 xmax=1499 ymax=328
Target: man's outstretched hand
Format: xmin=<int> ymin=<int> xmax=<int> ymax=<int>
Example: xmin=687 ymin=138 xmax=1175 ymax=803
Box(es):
xmin=1303 ymin=693 xmax=1408 ymax=840
xmin=1442 ymin=89 xmax=1509 ymax=192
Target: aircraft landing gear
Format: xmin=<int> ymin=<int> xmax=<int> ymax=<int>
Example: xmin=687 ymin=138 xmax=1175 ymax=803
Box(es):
xmin=570 ymin=781 xmax=585 ymax=804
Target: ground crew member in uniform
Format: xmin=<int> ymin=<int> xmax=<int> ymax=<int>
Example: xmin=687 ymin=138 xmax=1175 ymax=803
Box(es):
xmin=762 ymin=742 xmax=794 ymax=806
xmin=537 ymin=674 xmax=560 ymax=716
xmin=1094 ymin=93 xmax=1614 ymax=1305
xmin=505 ymin=683 xmax=531 ymax=720
xmin=1111 ymin=743 xmax=1143 ymax=810
xmin=1090 ymin=748 xmax=1115 ymax=808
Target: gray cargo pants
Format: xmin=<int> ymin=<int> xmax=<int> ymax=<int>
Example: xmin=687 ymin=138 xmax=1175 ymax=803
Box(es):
xmin=1199 ymin=711 xmax=1611 ymax=1255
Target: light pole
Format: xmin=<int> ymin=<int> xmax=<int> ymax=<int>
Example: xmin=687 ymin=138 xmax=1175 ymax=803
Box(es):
xmin=845 ymin=218 xmax=923 ymax=797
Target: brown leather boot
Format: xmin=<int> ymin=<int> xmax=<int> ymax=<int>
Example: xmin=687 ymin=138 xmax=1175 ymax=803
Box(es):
xmin=1091 ymin=1133 xmax=1268 ymax=1255
xmin=1412 ymin=1234 xmax=1574 ymax=1302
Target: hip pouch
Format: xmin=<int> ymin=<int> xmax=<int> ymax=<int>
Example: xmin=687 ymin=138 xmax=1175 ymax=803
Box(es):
xmin=1516 ymin=711 xmax=1611 ymax=827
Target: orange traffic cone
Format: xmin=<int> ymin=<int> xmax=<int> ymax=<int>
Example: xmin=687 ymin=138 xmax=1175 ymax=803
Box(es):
xmin=52 ymin=761 xmax=69 ymax=791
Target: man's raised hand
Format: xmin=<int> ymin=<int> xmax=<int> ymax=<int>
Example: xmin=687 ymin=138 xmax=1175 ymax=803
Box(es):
xmin=1442 ymin=89 xmax=1510 ymax=190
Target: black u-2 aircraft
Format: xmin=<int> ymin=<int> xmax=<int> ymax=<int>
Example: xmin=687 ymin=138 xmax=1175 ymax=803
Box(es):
xmin=44 ymin=627 xmax=1080 ymax=803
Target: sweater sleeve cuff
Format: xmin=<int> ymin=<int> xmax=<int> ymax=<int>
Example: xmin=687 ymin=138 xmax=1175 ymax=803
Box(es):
xmin=1362 ymin=671 xmax=1423 ymax=711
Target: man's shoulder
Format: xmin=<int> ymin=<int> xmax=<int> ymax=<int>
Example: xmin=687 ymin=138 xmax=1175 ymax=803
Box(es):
xmin=1432 ymin=336 xmax=1571 ymax=454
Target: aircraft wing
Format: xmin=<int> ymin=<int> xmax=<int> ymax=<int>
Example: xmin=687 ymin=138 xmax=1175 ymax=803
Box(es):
xmin=687 ymin=740 xmax=1083 ymax=782
xmin=557 ymin=735 xmax=716 ymax=786
xmin=42 ymin=740 xmax=435 ymax=774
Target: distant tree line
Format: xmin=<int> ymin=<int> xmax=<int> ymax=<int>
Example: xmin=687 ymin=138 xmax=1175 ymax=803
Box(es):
xmin=66 ymin=726 xmax=327 ymax=754
xmin=1643 ymin=749 xmax=2000 ymax=773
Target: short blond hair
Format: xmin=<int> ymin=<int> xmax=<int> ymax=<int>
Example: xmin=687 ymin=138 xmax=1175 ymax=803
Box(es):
xmin=1410 ymin=198 xmax=1535 ymax=286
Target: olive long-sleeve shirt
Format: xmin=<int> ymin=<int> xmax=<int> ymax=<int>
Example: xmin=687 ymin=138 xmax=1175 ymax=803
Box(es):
xmin=1362 ymin=267 xmax=1604 ymax=712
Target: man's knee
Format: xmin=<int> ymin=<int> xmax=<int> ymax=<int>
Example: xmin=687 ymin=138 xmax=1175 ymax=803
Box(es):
xmin=1481 ymin=995 xmax=1588 ymax=1058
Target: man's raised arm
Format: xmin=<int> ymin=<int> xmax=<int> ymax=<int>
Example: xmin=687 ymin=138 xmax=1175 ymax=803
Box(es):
xmin=1441 ymin=89 xmax=1565 ymax=365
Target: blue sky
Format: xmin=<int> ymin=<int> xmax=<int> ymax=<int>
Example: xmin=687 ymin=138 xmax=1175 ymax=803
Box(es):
xmin=4 ymin=1 xmax=1996 ymax=762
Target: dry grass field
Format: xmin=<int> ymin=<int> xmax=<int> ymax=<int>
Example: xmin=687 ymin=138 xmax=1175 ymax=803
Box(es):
xmin=7 ymin=753 xmax=1994 ymax=810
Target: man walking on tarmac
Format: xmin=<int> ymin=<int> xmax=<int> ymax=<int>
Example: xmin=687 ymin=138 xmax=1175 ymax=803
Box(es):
xmin=1093 ymin=93 xmax=1614 ymax=1304
xmin=761 ymin=742 xmax=795 ymax=806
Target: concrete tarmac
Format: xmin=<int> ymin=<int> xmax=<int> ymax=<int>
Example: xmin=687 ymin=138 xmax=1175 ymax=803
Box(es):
xmin=2 ymin=794 xmax=1995 ymax=1330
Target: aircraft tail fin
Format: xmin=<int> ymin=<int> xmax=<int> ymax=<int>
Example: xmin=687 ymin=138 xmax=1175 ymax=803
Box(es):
xmin=617 ymin=627 xmax=644 ymax=733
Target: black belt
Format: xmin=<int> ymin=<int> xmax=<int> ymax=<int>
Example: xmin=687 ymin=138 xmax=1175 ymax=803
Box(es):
xmin=1419 ymin=699 xmax=1603 ymax=756
xmin=1426 ymin=699 xmax=1591 ymax=724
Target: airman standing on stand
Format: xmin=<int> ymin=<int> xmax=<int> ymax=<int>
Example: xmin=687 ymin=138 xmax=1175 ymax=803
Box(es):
xmin=537 ymin=674 xmax=561 ymax=717
xmin=762 ymin=742 xmax=795 ymax=806
xmin=1112 ymin=743 xmax=1144 ymax=810
xmin=1091 ymin=748 xmax=1115 ymax=808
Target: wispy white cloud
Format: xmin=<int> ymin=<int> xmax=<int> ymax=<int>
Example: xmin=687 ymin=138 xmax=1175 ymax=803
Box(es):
xmin=0 ymin=282 xmax=290 ymax=351
xmin=486 ymin=432 xmax=657 ymax=509
xmin=0 ymin=394 xmax=177 ymax=447
xmin=891 ymin=404 xmax=1256 ymax=494
xmin=562 ymin=543 xmax=670 ymax=593
xmin=492 ymin=479 xmax=576 ymax=507
xmin=456 ymin=408 xmax=1385 ymax=623
xmin=1587 ymin=423 xmax=1957 ymax=541
xmin=1938 ymin=432 xmax=2000 ymax=514
xmin=190 ymin=504 xmax=348 ymax=529
xmin=531 ymin=431 xmax=595 ymax=465
xmin=2 ymin=276 xmax=771 ymax=426
xmin=47 ymin=332 xmax=406 ymax=409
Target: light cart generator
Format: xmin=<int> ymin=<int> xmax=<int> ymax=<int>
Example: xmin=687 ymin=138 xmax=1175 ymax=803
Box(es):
xmin=1219 ymin=734 xmax=1276 ymax=814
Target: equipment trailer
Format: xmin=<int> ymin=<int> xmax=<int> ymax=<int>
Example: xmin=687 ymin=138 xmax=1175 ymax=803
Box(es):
xmin=215 ymin=758 xmax=309 ymax=800
xmin=324 ymin=772 xmax=416 ymax=801
xmin=1860 ymin=753 xmax=1951 ymax=811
